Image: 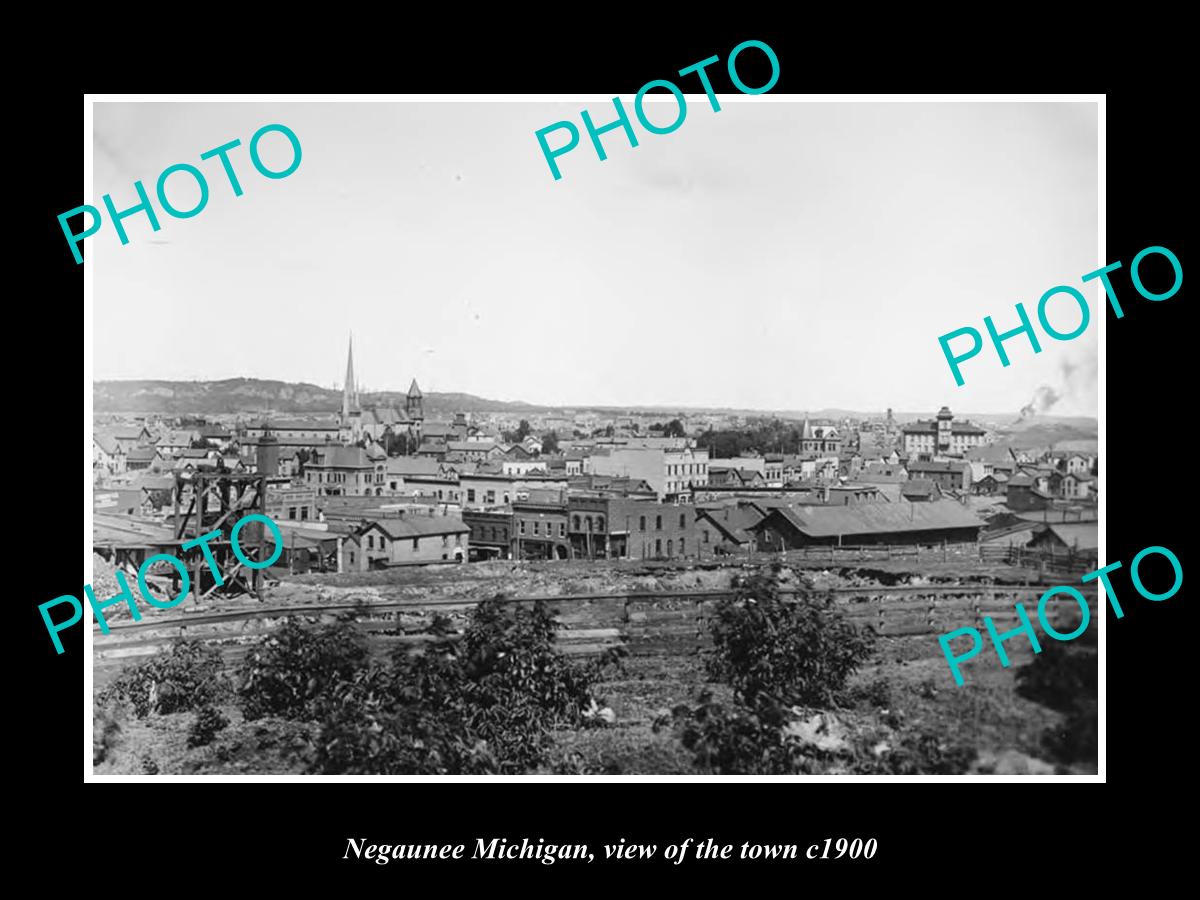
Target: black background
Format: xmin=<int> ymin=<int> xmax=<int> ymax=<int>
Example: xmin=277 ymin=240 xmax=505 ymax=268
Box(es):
xmin=18 ymin=21 xmax=1189 ymax=885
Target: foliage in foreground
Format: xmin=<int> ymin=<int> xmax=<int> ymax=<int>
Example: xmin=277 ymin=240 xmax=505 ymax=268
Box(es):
xmin=233 ymin=599 xmax=621 ymax=774
xmin=663 ymin=691 xmax=975 ymax=775
xmin=187 ymin=705 xmax=230 ymax=748
xmin=706 ymin=568 xmax=878 ymax=707
xmin=668 ymin=568 xmax=972 ymax=774
xmin=99 ymin=640 xmax=228 ymax=718
xmin=1016 ymin=641 xmax=1098 ymax=764
xmin=237 ymin=615 xmax=369 ymax=721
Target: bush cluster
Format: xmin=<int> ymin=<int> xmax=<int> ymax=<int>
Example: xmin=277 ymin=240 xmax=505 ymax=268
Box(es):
xmin=668 ymin=567 xmax=970 ymax=774
xmin=706 ymin=570 xmax=877 ymax=708
xmin=99 ymin=640 xmax=228 ymax=718
xmin=187 ymin=705 xmax=230 ymax=748
xmin=1016 ymin=641 xmax=1098 ymax=764
xmin=237 ymin=615 xmax=369 ymax=721
xmin=234 ymin=598 xmax=620 ymax=774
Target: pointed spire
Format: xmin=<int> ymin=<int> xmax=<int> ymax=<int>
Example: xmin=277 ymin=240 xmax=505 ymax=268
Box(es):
xmin=407 ymin=378 xmax=422 ymax=398
xmin=343 ymin=334 xmax=358 ymax=419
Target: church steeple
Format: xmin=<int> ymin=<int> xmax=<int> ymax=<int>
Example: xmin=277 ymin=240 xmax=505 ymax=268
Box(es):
xmin=343 ymin=334 xmax=359 ymax=420
xmin=406 ymin=378 xmax=424 ymax=421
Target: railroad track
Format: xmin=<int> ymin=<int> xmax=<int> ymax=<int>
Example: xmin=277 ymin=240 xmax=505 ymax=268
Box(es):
xmin=93 ymin=581 xmax=1083 ymax=638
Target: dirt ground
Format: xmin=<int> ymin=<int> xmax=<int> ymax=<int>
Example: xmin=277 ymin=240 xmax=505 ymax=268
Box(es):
xmin=92 ymin=556 xmax=1095 ymax=776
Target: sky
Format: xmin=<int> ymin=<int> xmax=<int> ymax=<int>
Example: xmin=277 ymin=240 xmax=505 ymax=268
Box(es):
xmin=92 ymin=99 xmax=1098 ymax=416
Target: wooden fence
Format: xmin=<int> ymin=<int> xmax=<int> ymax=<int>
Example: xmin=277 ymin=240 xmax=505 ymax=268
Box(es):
xmin=92 ymin=581 xmax=1097 ymax=689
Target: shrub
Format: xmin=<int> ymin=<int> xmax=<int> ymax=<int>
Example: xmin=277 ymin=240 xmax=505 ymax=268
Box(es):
xmin=187 ymin=705 xmax=230 ymax=748
xmin=315 ymin=659 xmax=495 ymax=775
xmin=237 ymin=617 xmax=369 ymax=721
xmin=706 ymin=568 xmax=877 ymax=707
xmin=93 ymin=708 xmax=122 ymax=766
xmin=1016 ymin=642 xmax=1098 ymax=764
xmin=666 ymin=692 xmax=803 ymax=775
xmin=1015 ymin=643 xmax=1097 ymax=713
xmin=309 ymin=597 xmax=621 ymax=774
xmin=99 ymin=640 xmax=227 ymax=718
xmin=665 ymin=692 xmax=974 ymax=775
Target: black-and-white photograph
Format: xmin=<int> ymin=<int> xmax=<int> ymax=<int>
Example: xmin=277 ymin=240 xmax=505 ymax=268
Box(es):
xmin=87 ymin=98 xmax=1099 ymax=777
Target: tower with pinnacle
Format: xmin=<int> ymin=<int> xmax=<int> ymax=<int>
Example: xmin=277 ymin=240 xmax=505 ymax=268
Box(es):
xmin=342 ymin=335 xmax=362 ymax=441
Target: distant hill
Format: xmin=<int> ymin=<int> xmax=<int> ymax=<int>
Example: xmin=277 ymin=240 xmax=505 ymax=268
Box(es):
xmin=93 ymin=379 xmax=541 ymax=416
xmin=91 ymin=379 xmax=1099 ymax=431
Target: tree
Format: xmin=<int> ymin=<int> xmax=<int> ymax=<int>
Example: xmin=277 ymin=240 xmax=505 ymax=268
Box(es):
xmin=542 ymin=431 xmax=560 ymax=454
xmin=663 ymin=419 xmax=686 ymax=438
xmin=516 ymin=419 xmax=532 ymax=441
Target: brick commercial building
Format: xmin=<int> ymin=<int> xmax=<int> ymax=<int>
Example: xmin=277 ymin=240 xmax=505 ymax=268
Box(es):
xmin=568 ymin=497 xmax=700 ymax=560
xmin=513 ymin=496 xmax=570 ymax=560
xmin=462 ymin=508 xmax=514 ymax=560
xmin=906 ymin=459 xmax=972 ymax=492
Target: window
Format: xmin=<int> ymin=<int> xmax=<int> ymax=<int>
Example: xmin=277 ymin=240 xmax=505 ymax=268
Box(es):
xmin=680 ymin=538 xmax=685 ymax=554
xmin=534 ymin=521 xmax=540 ymax=535
xmin=287 ymin=506 xmax=296 ymax=519
xmin=703 ymin=530 xmax=710 ymax=543
xmin=456 ymin=534 xmax=462 ymax=545
xmin=300 ymin=507 xmax=308 ymax=521
xmin=667 ymin=539 xmax=673 ymax=556
xmin=597 ymin=516 xmax=605 ymax=531
xmin=656 ymin=515 xmax=662 ymax=530
xmin=679 ymin=513 xmax=685 ymax=528
xmin=520 ymin=520 xmax=526 ymax=534
xmin=367 ymin=535 xmax=374 ymax=549
xmin=486 ymin=490 xmax=496 ymax=504
xmin=412 ymin=537 xmax=419 ymax=550
xmin=572 ymin=515 xmax=580 ymax=530
xmin=558 ymin=523 xmax=565 ymax=537
xmin=468 ymin=489 xmax=476 ymax=502
xmin=655 ymin=538 xmax=662 ymax=556
xmin=639 ymin=515 xmax=646 ymax=531
xmin=349 ymin=551 xmax=355 ymax=564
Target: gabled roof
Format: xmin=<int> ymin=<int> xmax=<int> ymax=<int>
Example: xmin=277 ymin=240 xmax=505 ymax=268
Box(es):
xmin=312 ymin=446 xmax=375 ymax=469
xmin=94 ymin=434 xmax=122 ymax=455
xmin=907 ymin=460 xmax=969 ymax=474
xmin=385 ymin=457 xmax=443 ymax=477
xmin=902 ymin=478 xmax=940 ymax=499
xmin=126 ymin=447 xmax=159 ymax=462
xmin=1033 ymin=522 xmax=1098 ymax=551
xmin=447 ymin=440 xmax=495 ymax=453
xmin=266 ymin=418 xmax=341 ymax=431
xmin=362 ymin=515 xmax=468 ymax=540
xmin=758 ymin=500 xmax=984 ymax=538
xmin=696 ymin=505 xmax=764 ymax=543
xmin=407 ymin=379 xmax=422 ymax=398
xmin=902 ymin=419 xmax=987 ymax=436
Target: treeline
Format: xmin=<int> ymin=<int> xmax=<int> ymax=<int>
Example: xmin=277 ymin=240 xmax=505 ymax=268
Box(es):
xmin=696 ymin=419 xmax=803 ymax=458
